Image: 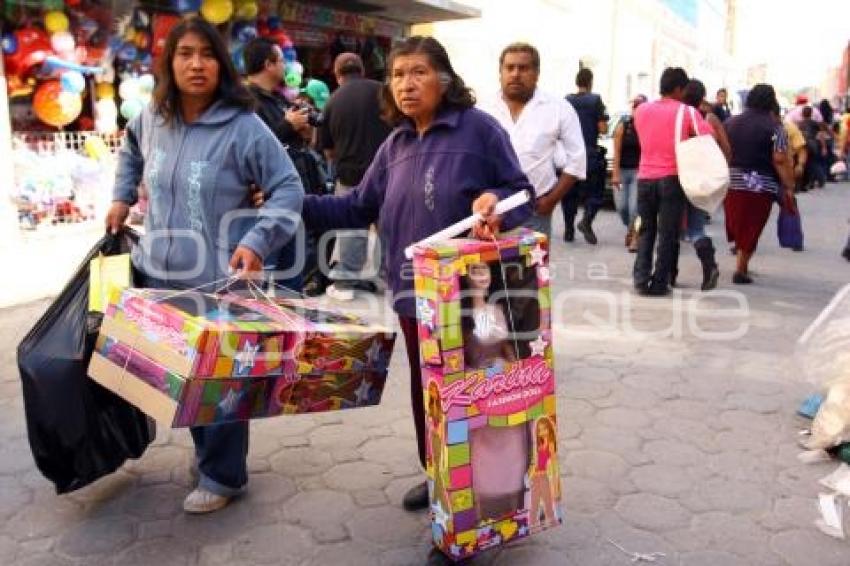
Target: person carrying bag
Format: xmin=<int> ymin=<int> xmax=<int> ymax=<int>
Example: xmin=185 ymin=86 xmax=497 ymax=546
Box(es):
xmin=675 ymin=103 xmax=730 ymax=214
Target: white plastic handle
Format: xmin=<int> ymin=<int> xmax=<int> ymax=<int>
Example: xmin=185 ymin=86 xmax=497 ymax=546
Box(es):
xmin=404 ymin=190 xmax=531 ymax=259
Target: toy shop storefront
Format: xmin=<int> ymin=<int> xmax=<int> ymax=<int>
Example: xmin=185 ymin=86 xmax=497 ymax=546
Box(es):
xmin=0 ymin=0 xmax=478 ymax=230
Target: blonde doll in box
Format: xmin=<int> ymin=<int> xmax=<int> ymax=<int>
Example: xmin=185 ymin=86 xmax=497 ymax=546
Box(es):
xmin=528 ymin=416 xmax=559 ymax=526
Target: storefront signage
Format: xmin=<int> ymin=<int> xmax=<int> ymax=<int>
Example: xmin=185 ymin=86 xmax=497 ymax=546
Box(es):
xmin=279 ymin=1 xmax=403 ymax=38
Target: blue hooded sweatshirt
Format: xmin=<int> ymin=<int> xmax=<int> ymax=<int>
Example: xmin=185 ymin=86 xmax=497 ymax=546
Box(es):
xmin=113 ymin=101 xmax=304 ymax=289
xmin=302 ymin=106 xmax=533 ymax=317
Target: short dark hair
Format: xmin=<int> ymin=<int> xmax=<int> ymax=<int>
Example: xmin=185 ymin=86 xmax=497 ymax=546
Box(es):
xmin=153 ymin=17 xmax=254 ymax=125
xmin=243 ymin=37 xmax=279 ymax=76
xmin=380 ymin=36 xmax=475 ymax=126
xmin=576 ymin=67 xmax=593 ymax=88
xmin=499 ymin=42 xmax=540 ymax=71
xmin=334 ymin=52 xmax=364 ymax=77
xmin=717 ymin=87 xmax=727 ymax=95
xmin=659 ymin=67 xmax=689 ymax=95
xmin=746 ymin=83 xmax=779 ymax=112
xmin=682 ymin=79 xmax=706 ymax=109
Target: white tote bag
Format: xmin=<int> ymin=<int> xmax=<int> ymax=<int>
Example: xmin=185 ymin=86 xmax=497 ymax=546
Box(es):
xmin=675 ymin=104 xmax=730 ymax=213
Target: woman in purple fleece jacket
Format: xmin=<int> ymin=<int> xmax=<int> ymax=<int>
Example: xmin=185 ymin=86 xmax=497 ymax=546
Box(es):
xmin=302 ymin=36 xmax=533 ymax=513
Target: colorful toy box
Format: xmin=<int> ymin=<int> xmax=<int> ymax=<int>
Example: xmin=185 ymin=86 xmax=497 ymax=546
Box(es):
xmin=412 ymin=230 xmax=561 ymax=561
xmin=87 ymin=288 xmax=395 ymax=427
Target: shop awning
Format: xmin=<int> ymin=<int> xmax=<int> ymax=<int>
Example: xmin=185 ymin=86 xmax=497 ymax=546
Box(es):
xmin=309 ymin=0 xmax=480 ymax=25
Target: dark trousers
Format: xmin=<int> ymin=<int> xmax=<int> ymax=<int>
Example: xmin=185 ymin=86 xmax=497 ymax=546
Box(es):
xmin=633 ymin=176 xmax=686 ymax=290
xmin=561 ymin=151 xmax=605 ymax=230
xmin=398 ymin=316 xmax=426 ymax=468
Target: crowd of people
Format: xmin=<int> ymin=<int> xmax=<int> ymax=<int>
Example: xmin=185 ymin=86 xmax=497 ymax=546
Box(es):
xmin=101 ymin=19 xmax=850 ymax=563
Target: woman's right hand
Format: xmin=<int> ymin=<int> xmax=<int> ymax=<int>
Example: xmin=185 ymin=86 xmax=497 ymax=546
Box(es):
xmin=611 ymin=172 xmax=621 ymax=191
xmin=250 ymin=184 xmax=265 ymax=208
xmin=105 ymin=201 xmax=130 ymax=235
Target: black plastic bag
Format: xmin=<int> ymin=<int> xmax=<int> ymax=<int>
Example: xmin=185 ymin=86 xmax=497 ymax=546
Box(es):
xmin=17 ymin=229 xmax=155 ymax=494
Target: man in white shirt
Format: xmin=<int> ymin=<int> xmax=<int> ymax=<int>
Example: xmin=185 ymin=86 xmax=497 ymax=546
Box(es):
xmin=482 ymin=42 xmax=586 ymax=239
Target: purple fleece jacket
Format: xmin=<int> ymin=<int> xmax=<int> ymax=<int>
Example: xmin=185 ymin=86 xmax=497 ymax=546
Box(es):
xmin=302 ymin=106 xmax=533 ymax=317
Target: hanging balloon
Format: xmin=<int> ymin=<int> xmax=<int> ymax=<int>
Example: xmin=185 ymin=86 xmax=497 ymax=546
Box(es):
xmin=287 ymin=61 xmax=303 ymax=76
xmin=50 ymin=32 xmax=76 ymax=56
xmin=174 ymin=0 xmax=202 ymax=11
xmin=34 ymin=80 xmax=82 ymax=127
xmin=235 ymin=24 xmax=258 ymax=43
xmin=116 ymin=43 xmax=138 ymax=62
xmin=231 ymin=45 xmax=245 ymax=75
xmin=303 ymin=78 xmax=330 ymax=110
xmin=284 ymin=70 xmax=301 ymax=88
xmin=134 ymin=32 xmax=151 ymax=50
xmin=60 ymin=71 xmax=86 ymax=94
xmin=200 ymin=0 xmax=234 ymax=24
xmin=118 ymin=78 xmax=140 ymax=101
xmin=120 ymin=98 xmax=144 ymax=120
xmin=1 ymin=32 xmax=17 ymax=55
xmin=282 ymin=47 xmax=297 ymax=62
xmin=95 ymin=98 xmax=118 ymax=121
xmin=95 ymin=82 xmax=115 ymax=100
xmin=137 ymin=74 xmax=155 ymax=94
xmin=282 ymin=86 xmax=299 ymax=102
xmin=235 ymin=1 xmax=258 ymax=20
xmin=44 ymin=11 xmax=70 ymax=34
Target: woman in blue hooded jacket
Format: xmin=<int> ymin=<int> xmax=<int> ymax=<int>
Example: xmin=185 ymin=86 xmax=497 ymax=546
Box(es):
xmin=302 ymin=36 xmax=533 ymax=513
xmin=105 ymin=17 xmax=304 ymax=514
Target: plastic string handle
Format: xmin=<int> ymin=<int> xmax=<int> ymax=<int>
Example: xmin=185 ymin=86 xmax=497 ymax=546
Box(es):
xmin=404 ymin=190 xmax=531 ymax=259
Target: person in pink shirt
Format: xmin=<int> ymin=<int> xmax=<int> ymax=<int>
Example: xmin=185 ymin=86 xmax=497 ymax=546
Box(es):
xmin=632 ymin=67 xmax=713 ymax=296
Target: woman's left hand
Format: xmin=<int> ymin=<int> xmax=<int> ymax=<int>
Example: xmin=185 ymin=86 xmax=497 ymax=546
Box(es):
xmin=471 ymin=192 xmax=501 ymax=240
xmin=229 ymin=246 xmax=264 ymax=279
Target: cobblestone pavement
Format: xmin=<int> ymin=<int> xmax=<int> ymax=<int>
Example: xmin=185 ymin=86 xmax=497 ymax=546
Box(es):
xmin=2 ymin=183 xmax=850 ymax=565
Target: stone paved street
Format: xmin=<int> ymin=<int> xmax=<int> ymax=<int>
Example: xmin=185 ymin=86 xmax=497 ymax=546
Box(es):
xmin=2 ymin=183 xmax=850 ymax=565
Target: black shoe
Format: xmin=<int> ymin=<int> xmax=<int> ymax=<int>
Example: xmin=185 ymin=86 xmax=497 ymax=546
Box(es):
xmin=427 ymin=548 xmax=460 ymax=565
xmin=637 ymin=283 xmax=670 ymax=297
xmin=842 ymin=247 xmax=850 ymax=261
xmin=402 ymin=481 xmax=429 ymax=511
xmin=563 ymin=226 xmax=575 ymax=242
xmin=694 ymin=238 xmax=719 ymax=291
xmin=350 ymin=280 xmax=378 ymax=293
xmin=732 ymin=272 xmax=753 ymax=285
xmin=577 ymin=218 xmax=597 ymax=245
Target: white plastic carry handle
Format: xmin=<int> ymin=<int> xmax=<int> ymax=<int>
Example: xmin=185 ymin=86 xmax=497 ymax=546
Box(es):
xmin=403 ymin=190 xmax=531 ymax=259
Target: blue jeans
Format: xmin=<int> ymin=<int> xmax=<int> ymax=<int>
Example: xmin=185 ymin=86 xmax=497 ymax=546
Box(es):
xmin=685 ymin=203 xmax=708 ymax=242
xmin=330 ymin=181 xmax=369 ymax=283
xmin=614 ymin=168 xmax=639 ymax=227
xmin=139 ymin=274 xmax=249 ymax=497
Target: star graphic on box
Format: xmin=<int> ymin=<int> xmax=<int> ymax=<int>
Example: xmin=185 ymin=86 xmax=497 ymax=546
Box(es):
xmin=538 ymin=265 xmax=551 ymax=283
xmin=218 ymin=388 xmax=242 ymax=416
xmin=432 ymin=500 xmax=450 ymax=532
xmin=364 ymin=340 xmax=384 ymax=366
xmin=529 ymin=244 xmax=547 ymax=266
xmin=234 ymin=341 xmax=259 ymax=375
xmin=529 ymin=335 xmax=548 ymax=357
xmin=353 ymin=379 xmax=371 ymax=405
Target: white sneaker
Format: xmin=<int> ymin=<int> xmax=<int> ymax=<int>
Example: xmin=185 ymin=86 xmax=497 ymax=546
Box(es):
xmin=325 ymin=283 xmax=355 ymax=302
xmin=183 ymin=488 xmax=230 ymax=514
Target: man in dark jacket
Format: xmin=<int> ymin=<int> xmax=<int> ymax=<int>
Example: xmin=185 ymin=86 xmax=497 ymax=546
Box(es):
xmin=563 ymin=67 xmax=609 ymax=244
xmin=316 ymin=53 xmax=392 ymax=301
xmin=244 ymin=37 xmax=314 ymax=292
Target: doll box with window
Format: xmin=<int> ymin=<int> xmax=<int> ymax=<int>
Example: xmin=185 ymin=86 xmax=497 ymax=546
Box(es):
xmin=87 ymin=288 xmax=395 ymax=426
xmin=412 ymin=229 xmax=562 ymax=561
